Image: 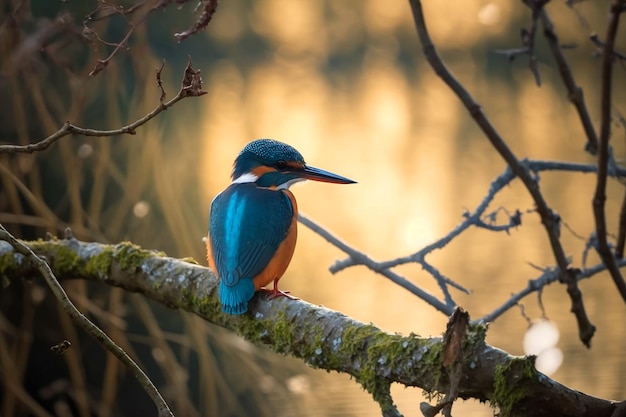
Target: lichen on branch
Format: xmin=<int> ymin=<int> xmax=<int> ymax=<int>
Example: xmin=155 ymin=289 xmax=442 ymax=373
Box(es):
xmin=0 ymin=237 xmax=619 ymax=417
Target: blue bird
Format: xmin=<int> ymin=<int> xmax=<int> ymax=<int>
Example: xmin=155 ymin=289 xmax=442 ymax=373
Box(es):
xmin=206 ymin=139 xmax=356 ymax=314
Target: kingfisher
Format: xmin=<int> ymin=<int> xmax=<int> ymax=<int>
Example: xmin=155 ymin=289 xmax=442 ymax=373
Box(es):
xmin=206 ymin=139 xmax=356 ymax=315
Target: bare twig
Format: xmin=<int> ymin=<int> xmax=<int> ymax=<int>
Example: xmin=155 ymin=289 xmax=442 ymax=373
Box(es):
xmin=541 ymin=11 xmax=599 ymax=154
xmin=0 ymin=60 xmax=206 ymax=154
xmin=86 ymin=0 xmax=164 ymax=77
xmin=592 ymin=0 xmax=626 ymax=304
xmin=83 ymin=0 xmax=217 ymax=70
xmin=616 ymin=189 xmax=626 ymax=258
xmin=494 ymin=47 xmax=530 ymax=61
xmin=297 ymin=214 xmax=455 ymax=315
xmin=589 ymin=33 xmax=626 ymax=61
xmin=520 ymin=0 xmax=550 ymax=86
xmin=615 ymin=113 xmax=626 ymax=258
xmin=174 ymin=0 xmax=219 ymax=42
xmin=482 ymin=257 xmax=626 ymax=322
xmin=157 ymin=60 xmax=167 ymax=102
xmin=0 ymin=225 xmax=174 ymax=417
xmin=84 ymin=0 xmax=151 ymax=22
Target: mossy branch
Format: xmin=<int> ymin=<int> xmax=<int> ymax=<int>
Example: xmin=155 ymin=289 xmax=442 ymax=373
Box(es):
xmin=0 ymin=237 xmax=621 ymax=417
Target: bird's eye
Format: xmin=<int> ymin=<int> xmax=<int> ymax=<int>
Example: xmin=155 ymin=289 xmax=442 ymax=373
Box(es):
xmin=275 ymin=160 xmax=288 ymax=170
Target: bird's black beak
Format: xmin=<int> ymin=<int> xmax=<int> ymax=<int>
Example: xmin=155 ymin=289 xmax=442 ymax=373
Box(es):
xmin=297 ymin=165 xmax=356 ymax=184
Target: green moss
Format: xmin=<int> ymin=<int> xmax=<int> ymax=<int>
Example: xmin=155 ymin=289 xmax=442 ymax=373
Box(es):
xmin=113 ymin=241 xmax=156 ymax=271
xmin=333 ymin=326 xmax=431 ymax=414
xmin=180 ymin=257 xmax=199 ymax=265
xmin=269 ymin=310 xmax=295 ymax=352
xmin=0 ymin=252 xmax=15 ymax=274
xmin=52 ymin=243 xmax=82 ymax=275
xmin=181 ymin=287 xmax=220 ymax=315
xmin=492 ymin=356 xmax=538 ymax=416
xmin=0 ymin=252 xmax=19 ymax=284
xmin=466 ymin=321 xmax=488 ymax=344
xmin=84 ymin=246 xmax=114 ymax=278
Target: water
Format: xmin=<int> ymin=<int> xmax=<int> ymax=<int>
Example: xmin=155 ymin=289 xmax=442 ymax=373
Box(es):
xmin=196 ymin=2 xmax=626 ymax=415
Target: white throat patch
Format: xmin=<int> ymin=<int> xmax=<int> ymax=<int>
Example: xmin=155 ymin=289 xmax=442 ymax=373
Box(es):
xmin=232 ymin=173 xmax=259 ymax=184
xmin=277 ymin=177 xmax=305 ymax=190
xmin=232 ymin=172 xmax=305 ymax=189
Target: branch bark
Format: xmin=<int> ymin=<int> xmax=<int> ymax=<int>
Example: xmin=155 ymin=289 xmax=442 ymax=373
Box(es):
xmin=0 ymin=237 xmax=622 ymax=417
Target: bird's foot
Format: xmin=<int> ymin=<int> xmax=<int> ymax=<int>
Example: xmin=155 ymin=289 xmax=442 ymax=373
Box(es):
xmin=260 ymin=288 xmax=299 ymax=301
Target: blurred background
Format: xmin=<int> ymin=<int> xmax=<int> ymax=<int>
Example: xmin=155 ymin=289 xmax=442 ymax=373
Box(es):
xmin=1 ymin=0 xmax=625 ymax=416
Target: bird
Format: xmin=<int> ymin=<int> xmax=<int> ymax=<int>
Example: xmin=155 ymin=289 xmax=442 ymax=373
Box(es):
xmin=206 ymin=139 xmax=356 ymax=315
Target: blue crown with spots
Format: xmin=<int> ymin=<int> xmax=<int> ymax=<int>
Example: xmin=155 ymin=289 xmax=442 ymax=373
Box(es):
xmin=232 ymin=139 xmax=305 ymax=179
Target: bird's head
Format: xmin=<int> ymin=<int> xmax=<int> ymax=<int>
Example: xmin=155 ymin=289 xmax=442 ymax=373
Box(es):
xmin=231 ymin=139 xmax=356 ymax=189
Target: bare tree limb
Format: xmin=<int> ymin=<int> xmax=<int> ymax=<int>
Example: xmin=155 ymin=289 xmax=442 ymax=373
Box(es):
xmin=409 ymin=0 xmax=596 ymax=347
xmin=0 ymin=226 xmax=174 ymax=417
xmin=592 ymin=0 xmax=626 ymax=305
xmin=0 ymin=59 xmax=206 ymax=154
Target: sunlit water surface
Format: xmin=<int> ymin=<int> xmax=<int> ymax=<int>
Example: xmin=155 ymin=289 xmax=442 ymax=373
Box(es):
xmin=190 ymin=1 xmax=626 ymax=416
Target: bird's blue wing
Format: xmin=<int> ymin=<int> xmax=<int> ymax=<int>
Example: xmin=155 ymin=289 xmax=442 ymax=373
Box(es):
xmin=209 ymin=183 xmax=294 ymax=287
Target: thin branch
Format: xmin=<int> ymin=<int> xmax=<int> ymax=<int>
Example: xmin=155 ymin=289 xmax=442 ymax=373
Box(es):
xmin=409 ymin=0 xmax=596 ymax=347
xmin=494 ymin=47 xmax=530 ymax=62
xmin=0 ymin=59 xmax=206 ymax=154
xmin=592 ymin=0 xmax=626 ymax=303
xmin=378 ymin=167 xmax=518 ymax=270
xmin=377 ymin=160 xmax=625 ymax=270
xmin=589 ymin=33 xmax=626 ymax=61
xmin=297 ymin=214 xmax=455 ymax=316
xmin=616 ymin=188 xmax=626 ymax=258
xmin=174 ymin=0 xmax=219 ymax=42
xmin=86 ymin=0 xmax=166 ymax=77
xmin=483 ymin=258 xmax=626 ymax=322
xmin=615 ymin=113 xmax=626 ymax=258
xmin=84 ymin=0 xmax=151 ymax=22
xmin=0 ymin=226 xmax=174 ymax=417
xmin=520 ymin=0 xmax=550 ymax=86
xmin=541 ymin=10 xmax=599 ymax=154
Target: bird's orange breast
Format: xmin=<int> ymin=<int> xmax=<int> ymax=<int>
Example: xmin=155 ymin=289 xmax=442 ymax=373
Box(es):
xmin=252 ymin=189 xmax=298 ymax=289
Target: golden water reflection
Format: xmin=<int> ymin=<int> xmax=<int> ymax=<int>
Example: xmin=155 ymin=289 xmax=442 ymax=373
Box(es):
xmin=198 ymin=1 xmax=626 ymax=416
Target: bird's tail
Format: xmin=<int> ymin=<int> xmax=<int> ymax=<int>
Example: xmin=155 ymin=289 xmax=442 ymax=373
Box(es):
xmin=219 ymin=279 xmax=255 ymax=315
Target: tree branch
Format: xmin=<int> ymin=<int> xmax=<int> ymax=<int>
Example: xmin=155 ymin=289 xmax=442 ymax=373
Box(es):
xmin=0 ymin=59 xmax=206 ymax=154
xmin=409 ymin=0 xmax=596 ymax=347
xmin=0 ymin=227 xmax=174 ymax=417
xmin=0 ymin=237 xmax=621 ymax=417
xmin=298 ymin=214 xmax=456 ymax=315
xmin=592 ymin=0 xmax=626 ymax=304
xmin=481 ymin=258 xmax=626 ymax=322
